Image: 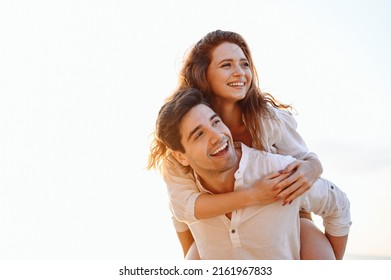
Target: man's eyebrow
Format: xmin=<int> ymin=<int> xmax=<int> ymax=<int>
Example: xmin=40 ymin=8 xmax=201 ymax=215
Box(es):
xmin=186 ymin=113 xmax=219 ymax=142
xmin=187 ymin=125 xmax=201 ymax=142
xmin=210 ymin=113 xmax=219 ymax=121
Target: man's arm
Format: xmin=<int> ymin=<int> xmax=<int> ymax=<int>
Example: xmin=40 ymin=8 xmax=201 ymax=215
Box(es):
xmin=325 ymin=232 xmax=349 ymax=260
xmin=302 ymin=178 xmax=352 ymax=259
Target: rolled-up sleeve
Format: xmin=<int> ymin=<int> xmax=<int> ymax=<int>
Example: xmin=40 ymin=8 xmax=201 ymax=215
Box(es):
xmin=300 ymin=178 xmax=352 ymax=236
xmin=162 ymin=157 xmax=200 ymax=225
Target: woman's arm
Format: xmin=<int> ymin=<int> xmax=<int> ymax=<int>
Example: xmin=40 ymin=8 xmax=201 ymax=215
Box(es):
xmin=267 ymin=108 xmax=323 ymax=204
xmin=164 ymin=156 xmax=289 ymax=223
xmin=194 ymin=171 xmax=290 ymax=219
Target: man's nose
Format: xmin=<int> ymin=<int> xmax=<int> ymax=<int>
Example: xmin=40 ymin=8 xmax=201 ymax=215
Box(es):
xmin=208 ymin=128 xmax=222 ymax=144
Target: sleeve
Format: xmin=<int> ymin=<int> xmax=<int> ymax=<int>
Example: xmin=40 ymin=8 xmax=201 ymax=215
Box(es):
xmin=265 ymin=107 xmax=318 ymax=160
xmin=162 ymin=156 xmax=200 ymax=225
xmin=169 ymin=203 xmax=190 ymax=232
xmin=300 ymin=178 xmax=352 ymax=236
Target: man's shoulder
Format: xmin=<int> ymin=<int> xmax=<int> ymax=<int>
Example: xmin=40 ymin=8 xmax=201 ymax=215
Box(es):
xmin=237 ymin=141 xmax=296 ymax=170
xmin=236 ymin=141 xmax=272 ymax=158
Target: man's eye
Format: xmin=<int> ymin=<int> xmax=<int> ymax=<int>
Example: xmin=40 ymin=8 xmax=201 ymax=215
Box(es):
xmin=213 ymin=119 xmax=221 ymax=126
xmin=194 ymin=132 xmax=203 ymax=140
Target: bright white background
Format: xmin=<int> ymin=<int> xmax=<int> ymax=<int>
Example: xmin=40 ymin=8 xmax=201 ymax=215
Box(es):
xmin=0 ymin=0 xmax=390 ymax=260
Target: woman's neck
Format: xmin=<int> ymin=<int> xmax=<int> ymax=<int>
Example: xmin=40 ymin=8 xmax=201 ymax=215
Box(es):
xmin=212 ymin=99 xmax=243 ymax=128
xmin=211 ymin=99 xmax=253 ymax=147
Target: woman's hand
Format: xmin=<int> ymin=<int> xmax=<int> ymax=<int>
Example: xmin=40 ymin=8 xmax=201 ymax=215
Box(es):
xmin=248 ymin=171 xmax=292 ymax=205
xmin=273 ymin=157 xmax=323 ymax=205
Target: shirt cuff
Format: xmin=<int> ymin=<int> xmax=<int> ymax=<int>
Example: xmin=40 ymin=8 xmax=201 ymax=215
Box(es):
xmin=184 ymin=192 xmax=201 ymax=224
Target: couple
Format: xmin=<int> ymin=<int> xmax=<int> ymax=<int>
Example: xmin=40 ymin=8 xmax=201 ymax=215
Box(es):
xmin=150 ymin=88 xmax=351 ymax=260
xmin=148 ymin=30 xmax=351 ymax=259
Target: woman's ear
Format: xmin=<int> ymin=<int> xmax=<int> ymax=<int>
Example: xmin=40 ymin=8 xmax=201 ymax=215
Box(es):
xmin=172 ymin=150 xmax=190 ymax=167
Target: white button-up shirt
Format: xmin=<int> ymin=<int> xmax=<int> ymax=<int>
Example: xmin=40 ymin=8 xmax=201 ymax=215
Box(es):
xmin=164 ymin=107 xmax=321 ymax=228
xmin=177 ymin=143 xmax=351 ymax=259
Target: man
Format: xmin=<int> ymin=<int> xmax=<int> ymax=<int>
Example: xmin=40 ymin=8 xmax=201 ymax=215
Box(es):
xmin=151 ymin=88 xmax=351 ymax=259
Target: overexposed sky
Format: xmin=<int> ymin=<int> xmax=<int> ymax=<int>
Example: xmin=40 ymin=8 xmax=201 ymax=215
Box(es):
xmin=0 ymin=0 xmax=390 ymax=260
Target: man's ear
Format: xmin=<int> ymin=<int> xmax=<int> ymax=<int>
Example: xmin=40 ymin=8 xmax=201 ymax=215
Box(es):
xmin=172 ymin=150 xmax=190 ymax=167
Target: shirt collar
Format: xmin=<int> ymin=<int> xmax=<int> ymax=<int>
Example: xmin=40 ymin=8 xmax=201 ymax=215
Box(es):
xmin=192 ymin=141 xmax=251 ymax=193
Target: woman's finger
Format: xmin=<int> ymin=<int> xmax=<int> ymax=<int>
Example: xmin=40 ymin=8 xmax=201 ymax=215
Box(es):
xmin=264 ymin=170 xmax=285 ymax=180
xmin=275 ymin=178 xmax=303 ymax=201
xmin=281 ymin=160 xmax=300 ymax=174
xmin=271 ymin=172 xmax=293 ymax=190
xmin=282 ymin=182 xmax=311 ymax=205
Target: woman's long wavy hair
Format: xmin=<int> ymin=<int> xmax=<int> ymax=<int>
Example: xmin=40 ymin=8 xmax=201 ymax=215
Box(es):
xmin=178 ymin=30 xmax=291 ymax=151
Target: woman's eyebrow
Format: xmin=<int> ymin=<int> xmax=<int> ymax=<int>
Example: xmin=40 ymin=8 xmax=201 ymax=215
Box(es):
xmin=217 ymin=58 xmax=248 ymax=65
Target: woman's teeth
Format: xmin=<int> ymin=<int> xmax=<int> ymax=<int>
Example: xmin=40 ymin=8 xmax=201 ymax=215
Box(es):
xmin=228 ymin=82 xmax=245 ymax=87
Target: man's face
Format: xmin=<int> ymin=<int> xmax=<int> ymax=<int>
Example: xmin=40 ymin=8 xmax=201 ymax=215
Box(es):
xmin=173 ymin=104 xmax=237 ymax=177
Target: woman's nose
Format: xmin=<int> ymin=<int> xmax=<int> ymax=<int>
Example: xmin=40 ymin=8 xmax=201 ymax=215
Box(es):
xmin=233 ymin=65 xmax=245 ymax=76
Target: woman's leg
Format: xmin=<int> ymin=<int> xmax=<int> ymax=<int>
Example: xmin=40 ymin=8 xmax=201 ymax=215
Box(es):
xmin=300 ymin=218 xmax=335 ymax=259
xmin=176 ymin=229 xmax=200 ymax=259
xmin=185 ymin=241 xmax=201 ymax=260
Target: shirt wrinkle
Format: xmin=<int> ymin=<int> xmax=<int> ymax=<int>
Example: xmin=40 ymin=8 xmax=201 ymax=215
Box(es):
xmin=165 ymin=107 xmax=323 ymax=233
xmin=186 ymin=143 xmax=351 ymax=259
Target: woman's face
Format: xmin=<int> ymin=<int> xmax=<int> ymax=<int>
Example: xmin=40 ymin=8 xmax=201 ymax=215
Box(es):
xmin=206 ymin=42 xmax=252 ymax=103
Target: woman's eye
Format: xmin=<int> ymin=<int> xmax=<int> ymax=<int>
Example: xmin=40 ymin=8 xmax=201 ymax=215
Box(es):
xmin=242 ymin=61 xmax=250 ymax=68
xmin=221 ymin=63 xmax=231 ymax=68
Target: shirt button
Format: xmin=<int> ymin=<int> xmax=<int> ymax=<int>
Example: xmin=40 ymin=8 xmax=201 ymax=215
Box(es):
xmin=231 ymin=229 xmax=236 ymax=234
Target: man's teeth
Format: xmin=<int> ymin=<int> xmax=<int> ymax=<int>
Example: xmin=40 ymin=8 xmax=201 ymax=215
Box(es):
xmin=211 ymin=142 xmax=228 ymax=155
xmin=228 ymin=82 xmax=245 ymax=87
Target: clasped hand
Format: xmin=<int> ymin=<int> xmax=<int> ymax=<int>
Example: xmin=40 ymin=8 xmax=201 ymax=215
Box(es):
xmin=249 ymin=159 xmax=320 ymax=206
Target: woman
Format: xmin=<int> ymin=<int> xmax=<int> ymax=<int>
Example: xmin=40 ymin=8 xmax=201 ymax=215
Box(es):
xmin=149 ymin=30 xmax=336 ymax=259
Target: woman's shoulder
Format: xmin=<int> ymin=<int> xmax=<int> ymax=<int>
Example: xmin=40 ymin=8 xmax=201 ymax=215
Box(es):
xmin=266 ymin=105 xmax=298 ymax=129
xmin=258 ymin=105 xmax=302 ymax=154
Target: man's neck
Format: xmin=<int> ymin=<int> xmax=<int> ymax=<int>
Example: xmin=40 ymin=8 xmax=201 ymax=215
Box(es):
xmin=197 ymin=145 xmax=242 ymax=194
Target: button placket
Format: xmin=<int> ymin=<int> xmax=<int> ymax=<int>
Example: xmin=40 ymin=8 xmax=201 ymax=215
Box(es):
xmin=230 ymin=157 xmax=244 ymax=248
xmin=229 ymin=210 xmax=241 ymax=248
